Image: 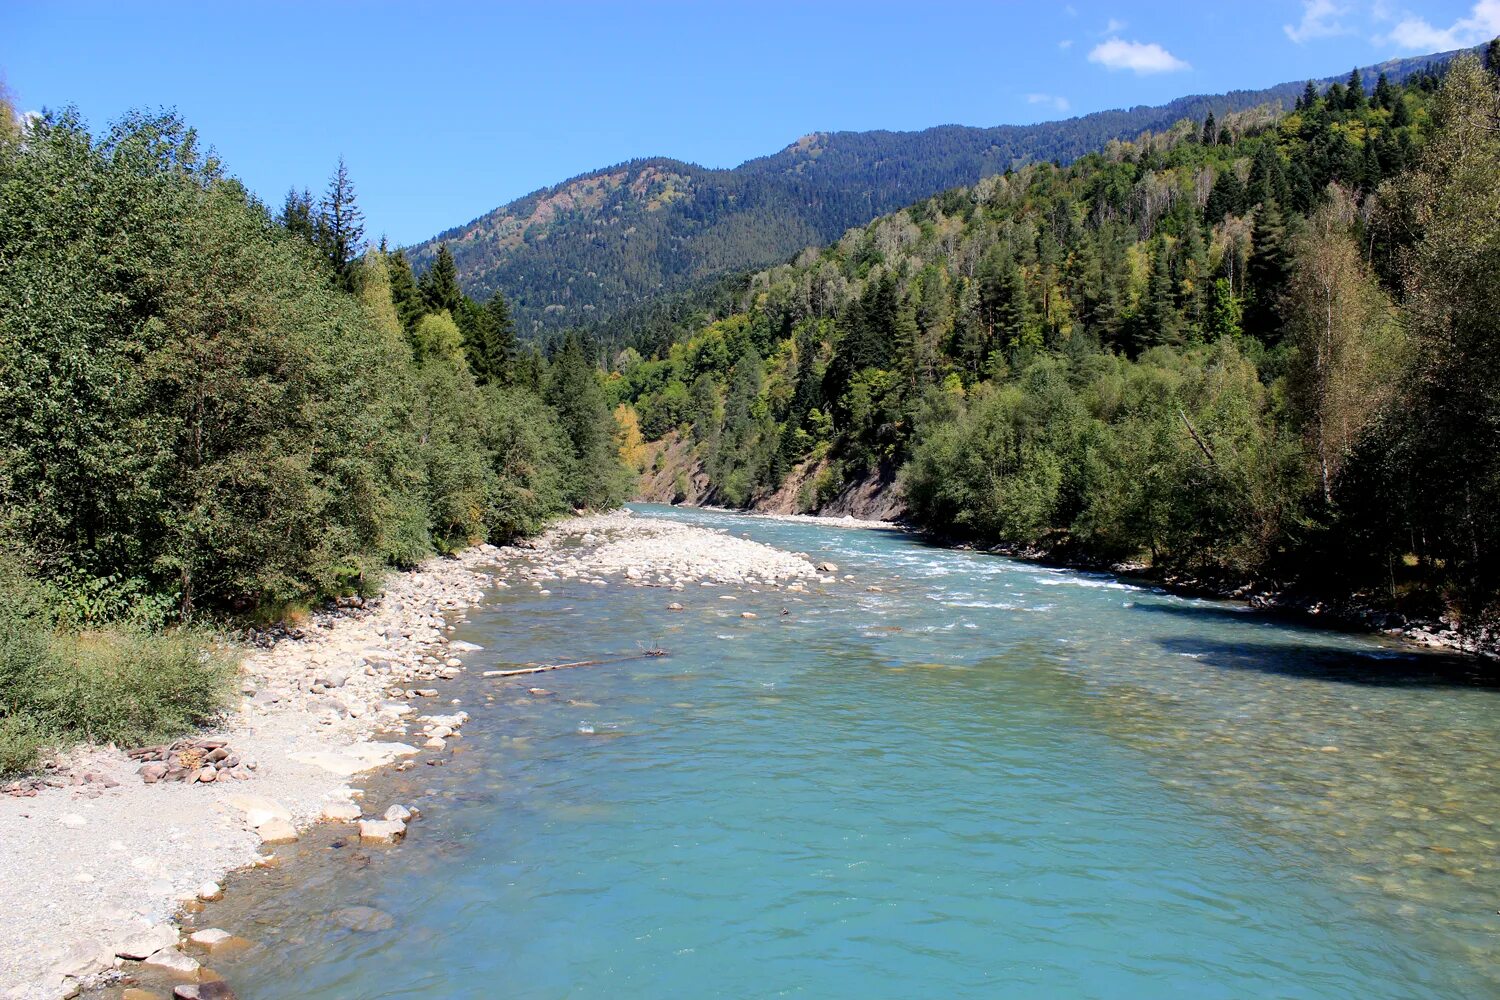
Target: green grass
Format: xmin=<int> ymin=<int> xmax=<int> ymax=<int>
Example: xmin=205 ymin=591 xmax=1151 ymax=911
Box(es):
xmin=0 ymin=557 xmax=236 ymax=778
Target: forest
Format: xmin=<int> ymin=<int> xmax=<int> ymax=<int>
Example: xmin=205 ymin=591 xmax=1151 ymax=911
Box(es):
xmin=407 ymin=50 xmax=1457 ymax=338
xmin=0 ymin=99 xmax=628 ymax=772
xmin=610 ymin=54 xmax=1500 ymax=634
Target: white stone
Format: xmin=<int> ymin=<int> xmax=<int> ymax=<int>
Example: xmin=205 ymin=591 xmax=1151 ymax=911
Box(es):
xmin=357 ymin=819 xmax=406 ymax=844
xmin=142 ymin=947 xmax=199 ymax=975
xmin=115 ymin=924 xmax=180 ymax=960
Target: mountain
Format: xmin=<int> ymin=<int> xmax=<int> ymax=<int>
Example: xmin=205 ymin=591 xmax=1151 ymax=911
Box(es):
xmin=406 ymin=49 xmax=1461 ymax=336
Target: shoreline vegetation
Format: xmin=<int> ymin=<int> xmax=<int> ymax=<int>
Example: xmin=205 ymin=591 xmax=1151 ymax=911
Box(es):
xmin=613 ymin=54 xmax=1500 ymax=651
xmin=0 ymin=94 xmax=630 ymax=779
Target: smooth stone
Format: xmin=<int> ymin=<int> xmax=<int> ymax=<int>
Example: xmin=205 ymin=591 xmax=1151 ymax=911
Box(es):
xmin=222 ymin=794 xmax=292 ymax=827
xmin=142 ymin=948 xmax=200 ymax=976
xmin=332 ymin=906 xmax=395 ymax=932
xmin=256 ymin=818 xmax=298 ymax=844
xmin=383 ymin=803 xmax=413 ymax=823
xmin=357 ymin=819 xmax=406 ymax=844
xmin=196 ymin=882 xmax=223 ymax=902
xmin=187 ymin=929 xmax=233 ymax=947
xmin=116 ymin=924 xmax=180 ymax=960
xmin=321 ymin=801 xmax=362 ymax=822
xmin=423 ymin=737 xmax=446 ymax=750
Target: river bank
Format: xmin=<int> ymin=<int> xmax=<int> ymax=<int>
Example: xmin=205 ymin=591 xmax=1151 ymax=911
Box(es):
xmin=0 ymin=511 xmax=830 ymax=1000
xmin=0 ymin=547 xmax=503 ymax=1000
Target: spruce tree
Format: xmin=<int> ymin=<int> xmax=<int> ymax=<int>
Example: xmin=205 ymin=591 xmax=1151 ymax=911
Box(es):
xmin=1243 ymin=200 xmax=1290 ymax=342
xmin=1344 ymin=68 xmax=1366 ymax=111
xmin=1201 ymin=112 xmax=1217 ymax=146
xmin=318 ymin=157 xmax=365 ymax=289
xmin=1139 ymin=238 xmax=1180 ymax=349
xmin=1299 ymin=81 xmax=1319 ymax=111
xmin=420 ymin=245 xmax=463 ymax=315
xmin=1373 ymin=72 xmax=1394 ymax=111
xmin=387 ymin=249 xmax=425 ymax=333
xmin=463 ymin=291 xmax=517 ymax=385
xmin=280 ymin=187 xmax=317 ymax=246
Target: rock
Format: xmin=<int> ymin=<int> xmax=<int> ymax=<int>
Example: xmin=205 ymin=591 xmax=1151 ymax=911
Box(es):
xmin=382 ymin=803 xmax=413 ymax=823
xmin=256 ymin=818 xmax=298 ymax=845
xmin=358 ymin=819 xmax=406 ymax=844
xmin=197 ymin=767 xmax=218 ymax=783
xmin=332 ymin=905 xmax=395 ymax=932
xmin=116 ymin=923 xmax=180 ymax=960
xmin=667 ymin=602 xmax=684 ymax=611
xmin=187 ymin=928 xmax=233 ymax=948
xmin=196 ymin=881 xmax=223 ymax=902
xmin=223 ymin=794 xmax=292 ymax=828
xmin=140 ymin=763 xmax=168 ymax=783
xmin=142 ymin=948 xmax=200 ymax=975
xmin=193 ymin=983 xmax=238 ymax=1000
xmin=287 ymin=741 xmax=418 ymax=776
xmin=423 ymin=737 xmax=446 ymax=750
xmin=320 ymin=801 xmax=361 ymax=822
xmin=740 ymin=612 xmax=758 ymax=619
xmin=816 ymin=561 xmax=838 ymax=573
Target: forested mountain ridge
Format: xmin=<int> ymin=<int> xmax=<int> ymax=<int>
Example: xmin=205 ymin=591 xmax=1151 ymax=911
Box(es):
xmin=607 ymin=52 xmax=1500 ymax=636
xmin=409 ymin=48 xmax=1463 ymax=336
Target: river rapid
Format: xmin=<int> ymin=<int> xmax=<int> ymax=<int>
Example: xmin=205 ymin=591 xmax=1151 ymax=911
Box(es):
xmin=143 ymin=505 xmax=1498 ymax=999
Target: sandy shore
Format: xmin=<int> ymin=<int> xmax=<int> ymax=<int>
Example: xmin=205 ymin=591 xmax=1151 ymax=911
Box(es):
xmin=0 ymin=511 xmax=836 ymax=999
xmin=0 ymin=546 xmax=502 ymax=1000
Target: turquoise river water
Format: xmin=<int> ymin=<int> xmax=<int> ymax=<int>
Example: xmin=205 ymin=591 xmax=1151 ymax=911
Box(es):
xmin=175 ymin=505 xmax=1498 ymax=998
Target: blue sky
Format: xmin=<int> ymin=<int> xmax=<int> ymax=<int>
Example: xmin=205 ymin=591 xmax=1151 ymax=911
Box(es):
xmin=3 ymin=1 xmax=1494 ymax=245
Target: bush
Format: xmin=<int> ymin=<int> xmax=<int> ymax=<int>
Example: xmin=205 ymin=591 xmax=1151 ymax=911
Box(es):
xmin=0 ymin=554 xmax=234 ymax=776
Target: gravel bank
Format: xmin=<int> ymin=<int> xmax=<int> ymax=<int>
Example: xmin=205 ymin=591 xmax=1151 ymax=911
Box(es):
xmin=523 ymin=510 xmax=823 ymax=588
xmin=0 ymin=546 xmax=502 ymax=1000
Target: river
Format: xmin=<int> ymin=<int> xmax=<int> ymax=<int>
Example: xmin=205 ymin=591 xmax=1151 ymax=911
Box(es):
xmin=158 ymin=505 xmax=1498 ymax=999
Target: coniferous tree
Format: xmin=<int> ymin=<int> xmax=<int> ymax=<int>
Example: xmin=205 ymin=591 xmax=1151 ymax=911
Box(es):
xmin=1138 ymin=238 xmax=1180 ymax=349
xmin=280 ymin=187 xmax=317 ymax=246
xmin=463 ymin=291 xmax=518 ymax=385
xmin=1344 ymin=69 xmax=1366 ymax=111
xmin=387 ymin=249 xmax=425 ymax=333
xmin=1373 ymin=72 xmax=1395 ymax=111
xmin=1201 ymin=112 xmax=1217 ymax=146
xmin=1243 ymin=200 xmax=1290 ymax=342
xmin=318 ymin=157 xmax=365 ymax=288
xmin=420 ymin=245 xmax=463 ymax=315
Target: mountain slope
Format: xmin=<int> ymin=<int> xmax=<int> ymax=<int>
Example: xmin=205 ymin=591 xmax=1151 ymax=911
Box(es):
xmin=408 ymin=49 xmax=1460 ymax=335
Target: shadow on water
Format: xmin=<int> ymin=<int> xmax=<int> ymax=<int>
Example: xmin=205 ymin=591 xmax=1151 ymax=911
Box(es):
xmin=1155 ymin=635 xmax=1500 ymax=690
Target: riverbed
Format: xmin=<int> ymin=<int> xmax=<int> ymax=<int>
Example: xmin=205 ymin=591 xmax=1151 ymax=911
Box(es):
xmin=120 ymin=504 xmax=1498 ymax=999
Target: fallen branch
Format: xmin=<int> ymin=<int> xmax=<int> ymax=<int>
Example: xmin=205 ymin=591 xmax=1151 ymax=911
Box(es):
xmin=482 ymin=648 xmax=666 ymax=678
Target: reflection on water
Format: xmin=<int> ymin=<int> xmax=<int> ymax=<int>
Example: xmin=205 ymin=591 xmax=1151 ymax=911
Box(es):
xmin=128 ymin=505 xmax=1498 ymax=1000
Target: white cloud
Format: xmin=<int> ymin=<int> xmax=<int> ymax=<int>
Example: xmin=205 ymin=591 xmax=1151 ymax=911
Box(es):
xmin=1058 ymin=38 xmax=1074 ymax=49
xmin=1285 ymin=0 xmax=1352 ymax=43
xmin=1381 ymin=0 xmax=1500 ymax=50
xmin=1104 ymin=17 xmax=1128 ymax=33
xmin=1026 ymin=93 xmax=1073 ymax=113
xmin=1087 ymin=37 xmax=1191 ymax=74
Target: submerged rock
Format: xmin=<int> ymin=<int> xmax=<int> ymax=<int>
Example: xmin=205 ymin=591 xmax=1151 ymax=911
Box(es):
xmin=332 ymin=906 xmax=395 ymax=933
